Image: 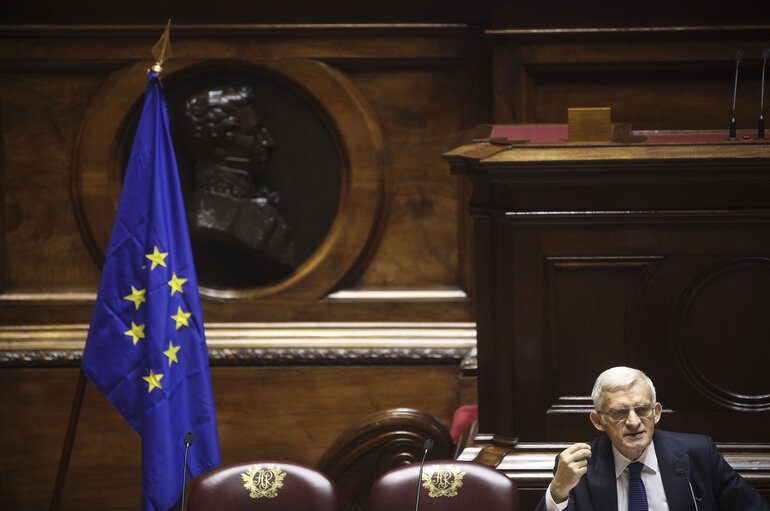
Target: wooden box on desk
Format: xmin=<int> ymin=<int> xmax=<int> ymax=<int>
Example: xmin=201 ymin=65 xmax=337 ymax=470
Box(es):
xmin=568 ymin=107 xmax=611 ymax=142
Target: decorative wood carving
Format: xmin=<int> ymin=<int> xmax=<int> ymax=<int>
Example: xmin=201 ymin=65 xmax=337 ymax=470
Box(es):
xmin=319 ymin=408 xmax=454 ymax=511
xmin=0 ymin=322 xmax=476 ymax=367
xmin=72 ymin=58 xmax=386 ymax=300
xmin=0 ymin=23 xmax=480 ymax=325
xmin=672 ymin=257 xmax=770 ymax=411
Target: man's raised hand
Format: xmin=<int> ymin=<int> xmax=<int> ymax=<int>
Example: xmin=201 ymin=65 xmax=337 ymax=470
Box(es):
xmin=549 ymin=442 xmax=592 ymax=504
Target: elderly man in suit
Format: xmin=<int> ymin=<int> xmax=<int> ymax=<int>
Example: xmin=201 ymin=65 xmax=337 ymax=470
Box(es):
xmin=537 ymin=366 xmax=769 ymax=511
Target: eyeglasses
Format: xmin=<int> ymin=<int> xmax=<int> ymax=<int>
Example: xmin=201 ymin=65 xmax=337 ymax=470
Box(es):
xmin=597 ymin=404 xmax=654 ymax=422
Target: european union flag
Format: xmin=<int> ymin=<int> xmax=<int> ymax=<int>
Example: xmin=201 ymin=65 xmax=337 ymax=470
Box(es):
xmin=82 ymin=70 xmax=221 ymax=511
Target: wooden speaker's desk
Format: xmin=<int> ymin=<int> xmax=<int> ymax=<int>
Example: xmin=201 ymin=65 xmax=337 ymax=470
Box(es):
xmin=445 ymin=128 xmax=770 ymax=506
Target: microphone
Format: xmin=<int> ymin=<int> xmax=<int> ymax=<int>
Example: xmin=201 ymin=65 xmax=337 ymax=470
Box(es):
xmin=180 ymin=432 xmax=194 ymax=511
xmin=758 ymin=48 xmax=769 ymax=139
xmin=728 ymin=50 xmax=744 ymax=140
xmin=414 ymin=438 xmax=434 ymax=511
xmin=676 ymin=469 xmax=700 ymax=511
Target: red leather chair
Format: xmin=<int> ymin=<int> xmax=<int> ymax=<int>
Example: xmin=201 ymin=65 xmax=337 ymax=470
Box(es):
xmin=370 ymin=460 xmax=519 ymax=511
xmin=186 ymin=461 xmax=338 ymax=511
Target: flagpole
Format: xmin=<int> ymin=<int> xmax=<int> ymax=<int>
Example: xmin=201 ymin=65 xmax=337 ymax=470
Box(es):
xmin=49 ymin=369 xmax=87 ymax=511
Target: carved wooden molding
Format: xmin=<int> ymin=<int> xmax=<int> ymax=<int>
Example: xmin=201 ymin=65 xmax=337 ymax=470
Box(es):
xmin=486 ymin=25 xmax=770 ymax=39
xmin=72 ymin=57 xmax=386 ymax=300
xmin=319 ymin=407 xmax=454 ymax=511
xmin=0 ymin=322 xmax=476 ymax=367
xmin=447 ymin=140 xmax=770 ymax=180
xmin=672 ymin=257 xmax=770 ymax=411
xmin=0 ymin=24 xmax=473 ymax=38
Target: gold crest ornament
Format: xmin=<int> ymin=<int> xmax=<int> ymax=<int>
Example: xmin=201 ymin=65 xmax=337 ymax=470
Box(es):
xmin=241 ymin=464 xmax=287 ymax=499
xmin=421 ymin=464 xmax=466 ymax=498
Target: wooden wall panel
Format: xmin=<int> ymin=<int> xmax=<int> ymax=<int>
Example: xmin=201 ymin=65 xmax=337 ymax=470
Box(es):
xmin=490 ymin=27 xmax=770 ymax=130
xmin=0 ymin=72 xmax=107 ymax=289
xmin=492 ymin=1 xmax=770 ymax=29
xmin=0 ymin=369 xmax=86 ymax=511
xmin=545 ymin=257 xmax=659 ymax=398
xmin=529 ymin=223 xmax=770 ymax=441
xmin=0 ymin=22 xmax=485 ymax=510
xmin=332 ymin=65 xmax=475 ymax=288
xmin=2 ymin=1 xmax=493 ymax=25
xmin=5 ymin=4 xmax=770 ymax=511
xmin=0 ymin=365 xmax=462 ymax=511
xmin=0 ymin=25 xmax=486 ymax=324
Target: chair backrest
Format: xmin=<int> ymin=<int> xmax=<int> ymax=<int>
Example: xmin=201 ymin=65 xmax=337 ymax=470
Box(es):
xmin=186 ymin=460 xmax=338 ymax=511
xmin=370 ymin=460 xmax=519 ymax=511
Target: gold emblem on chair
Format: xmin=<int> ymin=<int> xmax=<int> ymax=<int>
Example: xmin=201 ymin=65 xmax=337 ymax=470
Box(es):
xmin=421 ymin=464 xmax=466 ymax=498
xmin=241 ymin=464 xmax=287 ymax=498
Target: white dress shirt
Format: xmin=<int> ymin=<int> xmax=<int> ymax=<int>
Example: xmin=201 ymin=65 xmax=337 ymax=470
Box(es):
xmin=545 ymin=442 xmax=671 ymax=511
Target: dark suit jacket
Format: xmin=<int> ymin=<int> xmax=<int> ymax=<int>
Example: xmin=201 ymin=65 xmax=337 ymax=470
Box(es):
xmin=536 ymin=430 xmax=769 ymax=511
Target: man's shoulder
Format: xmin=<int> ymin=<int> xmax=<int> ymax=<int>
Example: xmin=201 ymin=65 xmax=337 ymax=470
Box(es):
xmin=654 ymin=429 xmax=712 ymax=441
xmin=653 ymin=429 xmax=715 ymax=451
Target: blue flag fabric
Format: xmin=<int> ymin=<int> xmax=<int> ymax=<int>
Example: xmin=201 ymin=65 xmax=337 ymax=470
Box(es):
xmin=82 ymin=70 xmax=221 ymax=511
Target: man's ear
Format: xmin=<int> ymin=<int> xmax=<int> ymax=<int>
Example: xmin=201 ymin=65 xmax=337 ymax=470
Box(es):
xmin=653 ymin=402 xmax=662 ymax=425
xmin=590 ymin=411 xmax=606 ymax=432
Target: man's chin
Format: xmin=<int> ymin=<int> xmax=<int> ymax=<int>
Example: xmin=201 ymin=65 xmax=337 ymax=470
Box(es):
xmin=621 ymin=433 xmax=650 ymax=458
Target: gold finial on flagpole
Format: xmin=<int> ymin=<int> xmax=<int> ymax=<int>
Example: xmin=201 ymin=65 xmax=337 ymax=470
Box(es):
xmin=151 ymin=19 xmax=173 ymax=74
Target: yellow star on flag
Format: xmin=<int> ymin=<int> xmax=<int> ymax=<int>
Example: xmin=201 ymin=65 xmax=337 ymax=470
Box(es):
xmin=123 ymin=286 xmax=146 ymax=310
xmin=143 ymin=369 xmax=164 ymax=393
xmin=167 ymin=273 xmax=187 ymax=296
xmin=164 ymin=341 xmax=181 ymax=366
xmin=124 ymin=322 xmax=145 ymax=345
xmin=171 ymin=306 xmax=192 ymax=330
xmin=145 ymin=246 xmax=168 ymax=270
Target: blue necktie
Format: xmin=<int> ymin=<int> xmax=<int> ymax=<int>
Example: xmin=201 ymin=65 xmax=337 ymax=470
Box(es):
xmin=628 ymin=462 xmax=648 ymax=511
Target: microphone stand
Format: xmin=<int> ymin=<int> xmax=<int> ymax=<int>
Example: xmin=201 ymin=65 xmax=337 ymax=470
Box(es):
xmin=728 ymin=50 xmax=744 ymax=140
xmin=758 ymin=48 xmax=769 ymax=139
xmin=180 ymin=432 xmax=193 ymax=511
xmin=676 ymin=470 xmax=700 ymax=511
xmin=414 ymin=439 xmax=433 ymax=511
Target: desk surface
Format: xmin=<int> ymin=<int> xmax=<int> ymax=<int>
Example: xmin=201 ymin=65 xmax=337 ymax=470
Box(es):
xmin=446 ymin=126 xmax=770 ymax=167
xmin=489 ymin=124 xmax=764 ymax=144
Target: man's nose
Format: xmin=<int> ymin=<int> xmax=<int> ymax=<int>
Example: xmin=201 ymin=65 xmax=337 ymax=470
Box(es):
xmin=625 ymin=409 xmax=641 ymax=425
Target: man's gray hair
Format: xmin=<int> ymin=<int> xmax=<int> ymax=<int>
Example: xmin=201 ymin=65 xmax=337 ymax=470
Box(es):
xmin=591 ymin=366 xmax=656 ymax=411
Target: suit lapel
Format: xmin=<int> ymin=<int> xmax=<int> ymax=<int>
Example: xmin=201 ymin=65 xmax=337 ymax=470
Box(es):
xmin=586 ymin=437 xmax=618 ymax=511
xmin=655 ymin=430 xmax=695 ymax=510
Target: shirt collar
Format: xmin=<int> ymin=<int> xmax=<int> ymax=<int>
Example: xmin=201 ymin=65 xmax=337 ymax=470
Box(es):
xmin=611 ymin=440 xmax=660 ymax=479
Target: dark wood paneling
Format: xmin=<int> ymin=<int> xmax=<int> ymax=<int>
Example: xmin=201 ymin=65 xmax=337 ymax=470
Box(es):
xmin=6 ymin=0 xmax=770 ymax=28
xmin=319 ymin=408 xmax=454 ymax=511
xmin=2 ymin=1 xmax=494 ymax=25
xmin=0 ymin=71 xmax=107 ymax=291
xmin=0 ymin=365 xmax=462 ymax=511
xmin=0 ymin=21 xmax=486 ymax=510
xmin=0 ymin=369 xmax=86 ymax=510
xmin=0 ymin=24 xmax=485 ymax=323
xmin=490 ymin=26 xmax=770 ymax=130
xmin=4 ymin=6 xmax=770 ymax=511
xmin=448 ymin=138 xmax=770 ymax=501
xmin=493 ymin=1 xmax=770 ymax=29
xmin=546 ymin=257 xmax=660 ymax=399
